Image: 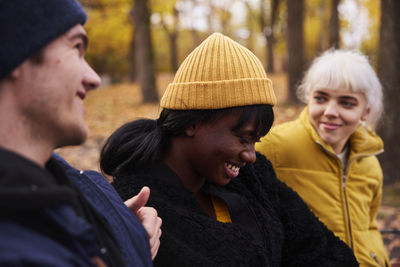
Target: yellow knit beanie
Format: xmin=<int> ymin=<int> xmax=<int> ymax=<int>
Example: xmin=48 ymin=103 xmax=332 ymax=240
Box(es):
xmin=160 ymin=32 xmax=276 ymax=110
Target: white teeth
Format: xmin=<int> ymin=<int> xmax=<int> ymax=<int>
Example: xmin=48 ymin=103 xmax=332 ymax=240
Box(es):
xmin=226 ymin=163 xmax=240 ymax=172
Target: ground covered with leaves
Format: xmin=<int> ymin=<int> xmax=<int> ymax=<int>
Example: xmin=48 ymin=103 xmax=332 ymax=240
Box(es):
xmin=57 ymin=73 xmax=400 ymax=263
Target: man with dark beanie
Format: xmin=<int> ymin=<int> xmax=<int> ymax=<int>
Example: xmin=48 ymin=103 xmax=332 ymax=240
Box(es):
xmin=0 ymin=0 xmax=160 ymax=266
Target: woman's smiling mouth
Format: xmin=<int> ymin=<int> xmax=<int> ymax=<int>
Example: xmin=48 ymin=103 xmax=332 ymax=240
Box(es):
xmin=225 ymin=162 xmax=240 ymax=178
xmin=320 ymin=121 xmax=341 ymax=131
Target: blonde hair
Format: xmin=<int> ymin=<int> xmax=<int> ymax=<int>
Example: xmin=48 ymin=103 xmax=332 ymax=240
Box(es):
xmin=297 ymin=49 xmax=383 ymax=129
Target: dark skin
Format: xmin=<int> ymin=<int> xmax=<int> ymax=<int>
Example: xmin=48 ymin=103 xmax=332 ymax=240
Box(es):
xmin=161 ymin=112 xmax=260 ymax=219
xmin=161 ymin=132 xmax=217 ymax=218
xmin=195 ymin=192 xmax=216 ymax=219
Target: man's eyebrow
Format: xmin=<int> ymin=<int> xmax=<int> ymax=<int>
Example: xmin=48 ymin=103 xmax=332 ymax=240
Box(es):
xmin=69 ymin=32 xmax=89 ymax=51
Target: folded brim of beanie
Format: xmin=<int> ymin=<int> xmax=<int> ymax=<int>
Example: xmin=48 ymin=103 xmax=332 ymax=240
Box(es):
xmin=0 ymin=0 xmax=87 ymax=79
xmin=160 ymin=32 xmax=276 ymax=110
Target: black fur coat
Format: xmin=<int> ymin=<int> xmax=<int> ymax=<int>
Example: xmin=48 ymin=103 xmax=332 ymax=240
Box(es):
xmin=113 ymin=153 xmax=358 ymax=267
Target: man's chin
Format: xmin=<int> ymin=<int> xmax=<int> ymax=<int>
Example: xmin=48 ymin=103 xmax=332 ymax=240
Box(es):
xmin=55 ymin=128 xmax=88 ymax=149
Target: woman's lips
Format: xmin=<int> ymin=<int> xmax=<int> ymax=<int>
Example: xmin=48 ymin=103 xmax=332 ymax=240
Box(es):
xmin=224 ymin=162 xmax=240 ymax=179
xmin=320 ymin=121 xmax=341 ymax=130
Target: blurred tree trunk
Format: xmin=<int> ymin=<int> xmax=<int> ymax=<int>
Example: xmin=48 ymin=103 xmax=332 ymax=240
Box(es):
xmin=377 ymin=0 xmax=400 ymax=184
xmin=257 ymin=0 xmax=279 ymax=73
xmin=268 ymin=0 xmax=279 ymax=73
xmin=246 ymin=28 xmax=254 ymax=52
xmin=286 ymin=0 xmax=304 ymax=104
xmin=329 ymin=0 xmax=340 ymax=48
xmin=316 ymin=0 xmax=327 ymax=53
xmin=129 ymin=9 xmax=137 ymax=82
xmin=206 ymin=0 xmax=215 ymax=33
xmin=161 ymin=6 xmax=179 ymax=73
xmin=128 ymin=33 xmax=137 ymax=82
xmin=190 ymin=29 xmax=201 ymax=48
xmin=133 ymin=0 xmax=158 ymax=103
xmin=168 ymin=31 xmax=178 ymax=73
xmin=219 ymin=9 xmax=232 ymax=35
xmin=244 ymin=1 xmax=255 ymax=51
xmin=259 ymin=0 xmax=268 ymax=72
xmin=206 ymin=0 xmax=232 ymax=35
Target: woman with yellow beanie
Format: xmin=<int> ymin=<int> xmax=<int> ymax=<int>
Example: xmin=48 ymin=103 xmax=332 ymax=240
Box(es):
xmin=101 ymin=33 xmax=357 ymax=266
xmin=256 ymin=49 xmax=389 ymax=266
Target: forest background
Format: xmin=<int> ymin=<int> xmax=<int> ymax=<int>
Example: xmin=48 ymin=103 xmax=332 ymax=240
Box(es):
xmin=56 ymin=0 xmax=400 ymax=261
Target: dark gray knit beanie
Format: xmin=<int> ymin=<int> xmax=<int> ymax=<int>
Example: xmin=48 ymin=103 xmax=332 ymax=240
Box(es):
xmin=0 ymin=0 xmax=87 ymax=80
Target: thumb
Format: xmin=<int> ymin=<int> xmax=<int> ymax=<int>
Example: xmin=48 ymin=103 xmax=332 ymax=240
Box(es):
xmin=125 ymin=186 xmax=150 ymax=213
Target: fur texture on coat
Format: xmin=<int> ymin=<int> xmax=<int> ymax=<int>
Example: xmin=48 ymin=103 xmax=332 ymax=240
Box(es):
xmin=113 ymin=153 xmax=358 ymax=267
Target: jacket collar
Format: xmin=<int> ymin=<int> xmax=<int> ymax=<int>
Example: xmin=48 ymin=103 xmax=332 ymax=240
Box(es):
xmin=0 ymin=147 xmax=80 ymax=212
xmin=140 ymin=160 xmax=266 ymax=248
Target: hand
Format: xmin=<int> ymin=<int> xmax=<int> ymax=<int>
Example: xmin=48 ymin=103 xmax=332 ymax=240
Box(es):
xmin=125 ymin=186 xmax=162 ymax=260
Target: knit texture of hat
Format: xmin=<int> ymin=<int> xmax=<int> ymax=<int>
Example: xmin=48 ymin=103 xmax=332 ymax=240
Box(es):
xmin=0 ymin=0 xmax=87 ymax=80
xmin=160 ymin=32 xmax=276 ymax=110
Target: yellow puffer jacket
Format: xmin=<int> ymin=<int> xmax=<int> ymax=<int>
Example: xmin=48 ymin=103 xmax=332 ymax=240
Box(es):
xmin=256 ymin=107 xmax=390 ymax=267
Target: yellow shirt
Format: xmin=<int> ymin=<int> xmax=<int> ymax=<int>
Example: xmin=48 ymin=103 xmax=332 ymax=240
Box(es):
xmin=211 ymin=195 xmax=232 ymax=223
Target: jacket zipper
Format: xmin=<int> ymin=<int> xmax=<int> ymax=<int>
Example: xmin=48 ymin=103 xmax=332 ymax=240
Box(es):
xmin=316 ymin=141 xmax=354 ymax=248
xmin=370 ymin=252 xmax=384 ymax=267
xmin=341 ymin=150 xmax=383 ymax=251
xmin=316 ymin=141 xmax=383 ymax=250
xmin=342 ymin=173 xmax=353 ymax=248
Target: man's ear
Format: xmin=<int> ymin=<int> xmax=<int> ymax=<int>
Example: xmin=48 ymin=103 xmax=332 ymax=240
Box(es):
xmin=7 ymin=64 xmax=24 ymax=80
xmin=184 ymin=124 xmax=196 ymax=137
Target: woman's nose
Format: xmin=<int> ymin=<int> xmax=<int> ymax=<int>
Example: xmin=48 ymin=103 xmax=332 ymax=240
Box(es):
xmin=324 ymin=101 xmax=339 ymax=117
xmin=240 ymin=145 xmax=256 ymax=164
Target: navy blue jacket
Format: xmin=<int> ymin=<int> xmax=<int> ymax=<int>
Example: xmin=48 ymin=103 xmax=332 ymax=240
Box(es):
xmin=0 ymin=149 xmax=120 ymax=266
xmin=0 ymin=148 xmax=152 ymax=266
xmin=54 ymin=153 xmax=153 ymax=266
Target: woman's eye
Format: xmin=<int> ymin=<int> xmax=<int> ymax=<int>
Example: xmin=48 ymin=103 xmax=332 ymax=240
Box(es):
xmin=239 ymin=137 xmax=250 ymax=144
xmin=314 ymin=96 xmax=326 ymax=103
xmin=341 ymin=101 xmax=356 ymax=108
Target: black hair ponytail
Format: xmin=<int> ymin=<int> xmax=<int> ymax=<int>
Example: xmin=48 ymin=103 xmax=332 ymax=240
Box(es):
xmin=100 ymin=119 xmax=164 ymax=176
xmin=100 ymin=104 xmax=273 ymax=177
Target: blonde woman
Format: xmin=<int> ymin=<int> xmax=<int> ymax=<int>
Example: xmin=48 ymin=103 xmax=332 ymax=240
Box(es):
xmin=256 ymin=49 xmax=389 ymax=266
